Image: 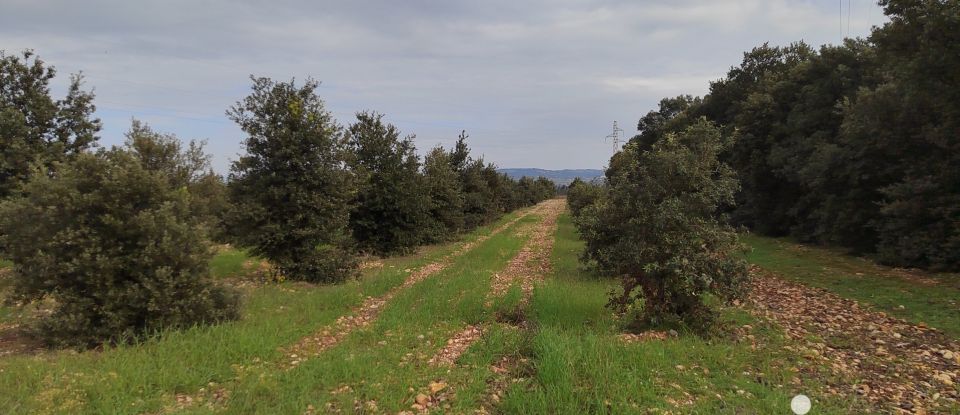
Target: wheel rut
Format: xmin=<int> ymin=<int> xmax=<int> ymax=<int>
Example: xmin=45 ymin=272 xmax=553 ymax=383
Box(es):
xmin=402 ymin=199 xmax=564 ymax=414
xmin=161 ymin=207 xmax=537 ymax=413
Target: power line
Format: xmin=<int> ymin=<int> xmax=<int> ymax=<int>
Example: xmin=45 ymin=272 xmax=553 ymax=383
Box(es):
xmin=603 ymin=121 xmax=624 ymax=154
xmin=847 ymin=0 xmax=852 ymax=38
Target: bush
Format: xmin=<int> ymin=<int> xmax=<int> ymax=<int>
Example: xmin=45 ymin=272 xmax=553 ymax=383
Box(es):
xmin=0 ymin=149 xmax=239 ymax=348
xmin=566 ymin=177 xmax=602 ymax=218
xmin=124 ymin=119 xmax=231 ymax=239
xmin=226 ymin=77 xmax=357 ymax=283
xmin=577 ymin=120 xmax=749 ymax=330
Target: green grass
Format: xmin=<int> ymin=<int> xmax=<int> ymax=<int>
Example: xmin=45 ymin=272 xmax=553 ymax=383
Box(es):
xmin=743 ymin=234 xmax=960 ymax=338
xmin=0 ymin=259 xmax=11 ymax=269
xmin=495 ymin=214 xmax=865 ymax=414
xmin=209 ymin=248 xmax=254 ymax=279
xmin=13 ymin=208 xmax=945 ymax=414
xmin=200 ymin=212 xmax=540 ymax=414
xmin=0 ymin=210 xmax=528 ymax=414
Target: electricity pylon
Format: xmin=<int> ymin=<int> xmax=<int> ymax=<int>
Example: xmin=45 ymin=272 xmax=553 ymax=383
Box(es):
xmin=604 ymin=121 xmax=625 ymax=153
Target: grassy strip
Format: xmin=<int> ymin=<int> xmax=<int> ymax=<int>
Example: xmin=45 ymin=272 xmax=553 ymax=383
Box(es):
xmin=0 ymin=210 xmax=526 ymax=414
xmin=743 ymin=234 xmax=960 ymax=338
xmin=208 ymin=214 xmax=540 ymax=414
xmin=494 ymin=214 xmax=864 ymax=413
xmin=209 ymin=248 xmax=254 ymax=280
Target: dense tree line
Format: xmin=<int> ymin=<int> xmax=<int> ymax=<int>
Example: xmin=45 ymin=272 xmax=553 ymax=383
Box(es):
xmin=632 ymin=0 xmax=959 ymax=271
xmin=569 ymin=0 xmax=957 ymax=330
xmin=0 ymin=59 xmax=555 ymax=347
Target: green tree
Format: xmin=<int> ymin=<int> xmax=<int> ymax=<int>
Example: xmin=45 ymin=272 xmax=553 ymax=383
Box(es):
xmin=346 ymin=112 xmax=431 ymax=255
xmin=844 ymin=0 xmax=960 ymax=269
xmin=226 ymin=77 xmax=356 ymax=283
xmin=124 ymin=120 xmax=229 ymax=235
xmin=0 ymin=149 xmax=239 ymax=348
xmin=566 ymin=177 xmax=602 ymax=218
xmin=534 ymin=176 xmax=557 ymax=201
xmin=577 ymin=120 xmax=748 ymax=330
xmin=422 ymin=146 xmax=465 ymax=242
xmin=0 ymin=50 xmax=100 ymax=199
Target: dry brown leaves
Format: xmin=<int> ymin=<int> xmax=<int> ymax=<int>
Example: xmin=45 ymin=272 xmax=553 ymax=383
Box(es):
xmin=428 ymin=325 xmax=484 ymax=367
xmin=749 ymin=267 xmax=960 ymax=414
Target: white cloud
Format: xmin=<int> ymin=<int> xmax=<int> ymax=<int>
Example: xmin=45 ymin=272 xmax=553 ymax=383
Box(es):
xmin=600 ymin=74 xmax=722 ymax=95
xmin=0 ymin=0 xmax=889 ymax=171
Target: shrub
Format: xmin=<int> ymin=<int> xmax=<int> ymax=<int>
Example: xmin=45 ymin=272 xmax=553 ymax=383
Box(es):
xmin=124 ymin=119 xmax=231 ymax=239
xmin=566 ymin=177 xmax=602 ymax=218
xmin=226 ymin=77 xmax=357 ymax=283
xmin=0 ymin=149 xmax=239 ymax=348
xmin=577 ymin=119 xmax=749 ymax=330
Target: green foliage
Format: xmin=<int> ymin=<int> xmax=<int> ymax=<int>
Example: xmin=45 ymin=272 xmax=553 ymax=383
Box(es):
xmin=346 ymin=112 xmax=432 ymax=255
xmin=0 ymin=50 xmax=100 ymax=199
xmin=565 ymin=177 xmax=602 ymax=218
xmin=447 ymin=130 xmax=554 ymax=230
xmin=226 ymin=77 xmax=357 ymax=283
xmin=422 ymin=146 xmax=465 ymax=242
xmin=576 ymin=120 xmax=749 ymax=330
xmin=124 ymin=120 xmax=231 ymax=239
xmin=631 ymin=0 xmax=960 ymax=271
xmin=0 ymin=149 xmax=239 ymax=348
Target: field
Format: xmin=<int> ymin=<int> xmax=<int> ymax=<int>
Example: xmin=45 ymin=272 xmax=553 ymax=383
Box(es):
xmin=0 ymin=200 xmax=958 ymax=414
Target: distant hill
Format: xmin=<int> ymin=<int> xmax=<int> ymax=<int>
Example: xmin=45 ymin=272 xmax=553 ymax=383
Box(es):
xmin=498 ymin=168 xmax=604 ymax=186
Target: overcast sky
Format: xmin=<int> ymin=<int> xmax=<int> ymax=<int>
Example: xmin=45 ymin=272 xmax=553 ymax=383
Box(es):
xmin=1 ymin=0 xmax=888 ymax=172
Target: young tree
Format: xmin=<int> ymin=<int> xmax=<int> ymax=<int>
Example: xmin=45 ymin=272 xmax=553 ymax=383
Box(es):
xmin=346 ymin=112 xmax=431 ymax=255
xmin=0 ymin=50 xmax=100 ymax=199
xmin=226 ymin=77 xmax=356 ymax=283
xmin=534 ymin=176 xmax=557 ymax=201
xmin=0 ymin=149 xmax=239 ymax=348
xmin=422 ymin=146 xmax=465 ymax=242
xmin=577 ymin=119 xmax=749 ymax=330
xmin=124 ymin=120 xmax=229 ymax=234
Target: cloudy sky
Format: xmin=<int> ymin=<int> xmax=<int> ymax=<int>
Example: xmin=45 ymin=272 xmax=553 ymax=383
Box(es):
xmin=1 ymin=0 xmax=888 ymax=172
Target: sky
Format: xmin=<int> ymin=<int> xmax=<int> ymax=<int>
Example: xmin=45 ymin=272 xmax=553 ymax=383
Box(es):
xmin=0 ymin=0 xmax=889 ymax=172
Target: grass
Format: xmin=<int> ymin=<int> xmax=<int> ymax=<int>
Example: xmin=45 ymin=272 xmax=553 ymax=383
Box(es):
xmin=7 ymin=207 xmax=952 ymax=414
xmin=494 ymin=214 xmax=866 ymax=414
xmin=0 ymin=210 xmax=528 ymax=414
xmin=212 ymin=213 xmax=540 ymax=414
xmin=743 ymin=234 xmax=960 ymax=338
xmin=209 ymin=248 xmax=254 ymax=279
